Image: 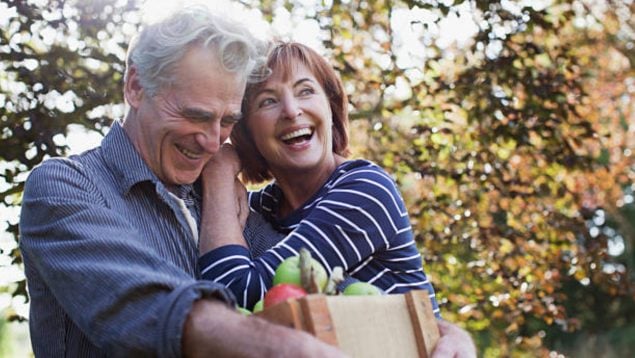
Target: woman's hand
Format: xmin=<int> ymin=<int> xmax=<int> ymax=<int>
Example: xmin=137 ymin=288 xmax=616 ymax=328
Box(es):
xmin=202 ymin=143 xmax=246 ymax=225
xmin=199 ymin=143 xmax=249 ymax=254
xmin=202 ymin=143 xmax=242 ymax=183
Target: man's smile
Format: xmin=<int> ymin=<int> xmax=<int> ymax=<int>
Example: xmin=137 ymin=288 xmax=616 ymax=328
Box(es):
xmin=175 ymin=143 xmax=204 ymax=160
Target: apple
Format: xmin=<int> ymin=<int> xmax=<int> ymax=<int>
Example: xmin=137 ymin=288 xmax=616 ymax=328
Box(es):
xmin=236 ymin=306 xmax=252 ymax=316
xmin=273 ymin=255 xmax=328 ymax=292
xmin=342 ymin=282 xmax=382 ymax=296
xmin=264 ymin=283 xmax=307 ymax=308
xmin=252 ymin=299 xmax=264 ymax=313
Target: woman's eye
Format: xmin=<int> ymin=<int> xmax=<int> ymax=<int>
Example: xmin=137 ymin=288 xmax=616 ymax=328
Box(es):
xmin=299 ymin=87 xmax=314 ymax=96
xmin=258 ymin=98 xmax=276 ymax=108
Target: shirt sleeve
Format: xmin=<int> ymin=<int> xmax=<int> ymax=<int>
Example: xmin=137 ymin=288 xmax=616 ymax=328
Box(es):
xmin=200 ymin=164 xmax=428 ymax=310
xmin=19 ymin=159 xmax=235 ymax=357
xmin=242 ymin=210 xmax=285 ymax=258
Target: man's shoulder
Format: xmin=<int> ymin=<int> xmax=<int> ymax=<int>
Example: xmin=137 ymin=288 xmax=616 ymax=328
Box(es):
xmin=24 ymin=148 xmax=107 ymax=199
xmin=30 ymin=147 xmax=104 ymax=180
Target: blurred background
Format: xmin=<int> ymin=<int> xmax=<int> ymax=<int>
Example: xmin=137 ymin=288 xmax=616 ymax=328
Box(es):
xmin=1 ymin=0 xmax=634 ymax=356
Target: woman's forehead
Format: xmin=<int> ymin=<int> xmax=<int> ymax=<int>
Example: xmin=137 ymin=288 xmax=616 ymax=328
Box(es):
xmin=267 ymin=59 xmax=314 ymax=83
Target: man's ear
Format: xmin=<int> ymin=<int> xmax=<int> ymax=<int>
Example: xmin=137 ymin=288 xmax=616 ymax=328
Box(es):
xmin=124 ymin=65 xmax=144 ymax=109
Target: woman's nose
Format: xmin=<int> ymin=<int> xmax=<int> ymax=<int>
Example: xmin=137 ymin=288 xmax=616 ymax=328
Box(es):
xmin=281 ymin=95 xmax=302 ymax=120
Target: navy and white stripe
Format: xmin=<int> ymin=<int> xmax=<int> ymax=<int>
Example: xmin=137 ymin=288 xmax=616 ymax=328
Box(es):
xmin=200 ymin=160 xmax=440 ymax=316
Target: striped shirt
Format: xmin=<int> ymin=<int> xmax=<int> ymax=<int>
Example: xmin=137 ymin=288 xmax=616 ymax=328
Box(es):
xmin=200 ymin=160 xmax=440 ymax=317
xmin=19 ymin=121 xmax=235 ymax=357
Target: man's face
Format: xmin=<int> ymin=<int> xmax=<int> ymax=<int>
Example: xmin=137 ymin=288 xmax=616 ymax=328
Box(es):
xmin=124 ymin=47 xmax=245 ymax=188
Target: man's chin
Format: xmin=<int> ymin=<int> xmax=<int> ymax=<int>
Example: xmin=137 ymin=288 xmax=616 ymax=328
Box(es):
xmin=171 ymin=172 xmax=200 ymax=187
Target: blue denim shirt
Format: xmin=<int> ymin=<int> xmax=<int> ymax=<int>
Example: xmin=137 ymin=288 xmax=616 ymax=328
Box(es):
xmin=19 ymin=121 xmax=236 ymax=357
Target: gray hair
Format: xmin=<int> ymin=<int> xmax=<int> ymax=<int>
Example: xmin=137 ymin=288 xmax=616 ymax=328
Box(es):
xmin=125 ymin=4 xmax=268 ymax=96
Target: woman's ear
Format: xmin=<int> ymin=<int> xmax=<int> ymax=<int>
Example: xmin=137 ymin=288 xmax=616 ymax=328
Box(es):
xmin=124 ymin=65 xmax=144 ymax=109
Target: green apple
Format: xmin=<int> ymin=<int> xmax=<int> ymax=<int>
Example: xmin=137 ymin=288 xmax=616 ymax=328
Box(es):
xmin=252 ymin=299 xmax=264 ymax=313
xmin=273 ymin=254 xmax=328 ymax=292
xmin=236 ymin=306 xmax=252 ymax=316
xmin=342 ymin=282 xmax=382 ymax=296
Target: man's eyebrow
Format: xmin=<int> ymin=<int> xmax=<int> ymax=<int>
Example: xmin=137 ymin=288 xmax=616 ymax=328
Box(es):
xmin=181 ymin=107 xmax=215 ymax=121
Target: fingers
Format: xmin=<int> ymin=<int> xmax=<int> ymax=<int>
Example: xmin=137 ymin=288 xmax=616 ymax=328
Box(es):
xmin=234 ymin=178 xmax=249 ymax=228
xmin=431 ymin=336 xmax=457 ymax=358
xmin=218 ymin=143 xmax=242 ymax=174
xmin=431 ymin=320 xmax=477 ymax=358
xmin=203 ymin=144 xmax=242 ymax=180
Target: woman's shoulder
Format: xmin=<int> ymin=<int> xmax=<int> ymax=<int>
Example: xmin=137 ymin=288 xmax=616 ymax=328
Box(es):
xmin=328 ymin=159 xmax=396 ymax=188
xmin=323 ymin=159 xmax=408 ymax=215
xmin=248 ymin=182 xmax=282 ymax=215
xmin=250 ymin=181 xmax=282 ymax=198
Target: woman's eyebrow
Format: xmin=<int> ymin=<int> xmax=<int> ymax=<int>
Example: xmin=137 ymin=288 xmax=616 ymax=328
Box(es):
xmin=294 ymin=78 xmax=315 ymax=87
xmin=253 ymin=77 xmax=316 ymax=98
xmin=254 ymin=87 xmax=276 ymax=97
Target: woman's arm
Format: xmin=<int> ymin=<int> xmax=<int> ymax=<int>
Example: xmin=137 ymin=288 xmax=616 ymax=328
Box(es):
xmin=200 ymin=161 xmax=430 ymax=310
xmin=199 ymin=144 xmax=250 ymax=254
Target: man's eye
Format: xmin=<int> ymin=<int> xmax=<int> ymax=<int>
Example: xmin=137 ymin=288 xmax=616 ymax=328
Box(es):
xmin=190 ymin=117 xmax=208 ymax=123
xmin=220 ymin=116 xmax=241 ymax=127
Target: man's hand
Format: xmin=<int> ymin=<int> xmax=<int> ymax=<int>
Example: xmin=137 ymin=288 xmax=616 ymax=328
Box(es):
xmin=183 ymin=299 xmax=347 ymax=357
xmin=432 ymin=320 xmax=477 ymax=358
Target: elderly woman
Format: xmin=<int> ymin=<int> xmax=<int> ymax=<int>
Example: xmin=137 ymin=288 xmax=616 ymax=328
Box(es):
xmin=198 ymin=42 xmax=476 ymax=356
xmin=199 ymin=41 xmax=439 ymax=309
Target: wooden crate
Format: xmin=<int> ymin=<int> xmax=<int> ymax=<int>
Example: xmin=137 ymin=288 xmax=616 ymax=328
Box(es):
xmin=255 ymin=290 xmax=440 ymax=358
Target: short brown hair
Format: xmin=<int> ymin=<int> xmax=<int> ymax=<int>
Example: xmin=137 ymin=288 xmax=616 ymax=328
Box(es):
xmin=231 ymin=42 xmax=350 ymax=184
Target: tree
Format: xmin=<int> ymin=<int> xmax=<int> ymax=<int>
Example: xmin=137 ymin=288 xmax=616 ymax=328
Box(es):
xmin=0 ymin=0 xmax=138 ymax=317
xmin=248 ymin=0 xmax=635 ymax=354
xmin=1 ymin=0 xmax=634 ymax=355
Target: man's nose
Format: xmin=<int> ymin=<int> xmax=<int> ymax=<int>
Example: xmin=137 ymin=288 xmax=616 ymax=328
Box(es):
xmin=195 ymin=124 xmax=221 ymax=154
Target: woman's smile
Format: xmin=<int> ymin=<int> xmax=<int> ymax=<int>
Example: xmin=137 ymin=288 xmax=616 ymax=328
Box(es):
xmin=278 ymin=126 xmax=315 ymax=148
xmin=246 ymin=62 xmax=336 ymax=177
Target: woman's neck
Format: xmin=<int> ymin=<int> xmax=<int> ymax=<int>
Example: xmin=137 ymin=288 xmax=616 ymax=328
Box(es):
xmin=273 ymin=155 xmax=345 ymax=218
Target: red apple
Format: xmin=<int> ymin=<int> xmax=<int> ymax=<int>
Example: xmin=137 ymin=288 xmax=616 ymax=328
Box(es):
xmin=264 ymin=283 xmax=307 ymax=309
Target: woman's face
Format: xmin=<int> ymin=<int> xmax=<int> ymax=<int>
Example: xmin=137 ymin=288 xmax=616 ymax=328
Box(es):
xmin=245 ymin=62 xmax=335 ymax=177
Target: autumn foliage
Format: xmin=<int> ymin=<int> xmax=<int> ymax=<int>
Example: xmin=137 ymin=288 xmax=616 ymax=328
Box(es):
xmin=1 ymin=0 xmax=633 ymax=355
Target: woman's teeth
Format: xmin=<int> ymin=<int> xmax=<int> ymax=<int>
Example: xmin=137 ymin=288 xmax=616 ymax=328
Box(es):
xmin=280 ymin=128 xmax=312 ymax=141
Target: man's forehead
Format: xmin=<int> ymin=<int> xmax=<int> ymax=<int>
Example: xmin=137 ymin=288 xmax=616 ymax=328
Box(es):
xmin=172 ymin=46 xmax=245 ymax=84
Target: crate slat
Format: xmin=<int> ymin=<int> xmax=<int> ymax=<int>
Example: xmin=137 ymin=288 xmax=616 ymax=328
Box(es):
xmin=255 ymin=289 xmax=439 ymax=358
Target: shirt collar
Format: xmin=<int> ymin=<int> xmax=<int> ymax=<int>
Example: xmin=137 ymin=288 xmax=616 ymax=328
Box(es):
xmin=102 ymin=120 xmax=199 ymax=199
xmin=101 ymin=120 xmax=160 ymax=195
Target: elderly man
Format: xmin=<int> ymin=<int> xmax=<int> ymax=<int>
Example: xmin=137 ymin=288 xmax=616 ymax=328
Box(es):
xmin=19 ymin=5 xmax=342 ymax=357
xmin=20 ymin=3 xmax=477 ymax=357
